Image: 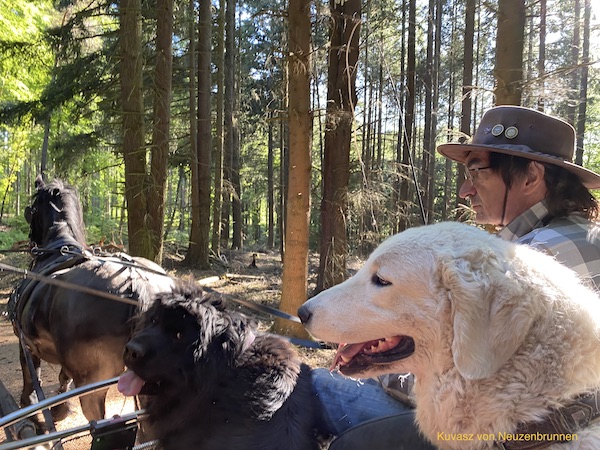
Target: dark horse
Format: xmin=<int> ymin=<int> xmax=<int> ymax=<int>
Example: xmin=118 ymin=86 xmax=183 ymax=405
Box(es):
xmin=9 ymin=176 xmax=173 ymax=422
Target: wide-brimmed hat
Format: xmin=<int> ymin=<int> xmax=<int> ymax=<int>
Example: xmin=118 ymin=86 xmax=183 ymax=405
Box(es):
xmin=437 ymin=105 xmax=600 ymax=189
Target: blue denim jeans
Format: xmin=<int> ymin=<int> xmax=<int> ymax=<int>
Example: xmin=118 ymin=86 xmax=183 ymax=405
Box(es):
xmin=312 ymin=368 xmax=436 ymax=449
xmin=311 ymin=368 xmax=413 ymax=435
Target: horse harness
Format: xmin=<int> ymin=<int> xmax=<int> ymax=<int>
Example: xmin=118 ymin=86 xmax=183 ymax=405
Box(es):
xmin=494 ymin=391 xmax=600 ymax=449
xmin=8 ymin=240 xmax=143 ymax=336
xmin=8 ymin=238 xmax=88 ymax=331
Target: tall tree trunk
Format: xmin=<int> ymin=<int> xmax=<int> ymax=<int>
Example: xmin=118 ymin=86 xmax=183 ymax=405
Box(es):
xmin=421 ymin=0 xmax=435 ymax=223
xmin=164 ymin=165 xmax=185 ymax=240
xmin=211 ymin=0 xmax=226 ymax=254
xmin=221 ymin=0 xmax=235 ymax=249
xmin=231 ymin=98 xmax=242 ymax=249
xmin=40 ymin=117 xmax=50 ymax=180
xmin=575 ymin=0 xmax=591 ymax=165
xmin=537 ymin=0 xmax=546 ymax=111
xmin=316 ymin=0 xmax=361 ymax=292
xmin=392 ymin=0 xmax=407 ymax=235
xmin=494 ymin=0 xmax=525 ymax=105
xmin=429 ymin=0 xmax=441 ymax=216
xmin=567 ymin=0 xmax=580 ymax=126
xmin=119 ymin=0 xmax=149 ymax=258
xmin=457 ymin=0 xmax=475 ymax=218
xmin=398 ymin=0 xmax=416 ymax=232
xmin=267 ymin=117 xmax=275 ymax=249
xmin=186 ymin=0 xmax=198 ymax=250
xmin=231 ymin=12 xmax=242 ymax=250
xmin=279 ymin=90 xmax=288 ymax=256
xmin=147 ymin=0 xmax=174 ymax=263
xmin=179 ymin=174 xmax=187 ymax=232
xmin=273 ymin=0 xmax=311 ymax=339
xmin=120 ymin=0 xmax=173 ymax=262
xmin=187 ymin=0 xmax=212 ymax=268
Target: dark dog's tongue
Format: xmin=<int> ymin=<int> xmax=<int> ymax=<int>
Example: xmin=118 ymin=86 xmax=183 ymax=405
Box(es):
xmin=118 ymin=370 xmax=145 ymax=396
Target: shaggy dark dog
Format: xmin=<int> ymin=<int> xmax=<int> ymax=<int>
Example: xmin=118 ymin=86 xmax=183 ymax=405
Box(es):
xmin=118 ymin=282 xmax=321 ymax=450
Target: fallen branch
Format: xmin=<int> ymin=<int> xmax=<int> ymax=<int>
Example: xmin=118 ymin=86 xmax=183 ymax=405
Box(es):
xmin=225 ymin=273 xmax=264 ymax=280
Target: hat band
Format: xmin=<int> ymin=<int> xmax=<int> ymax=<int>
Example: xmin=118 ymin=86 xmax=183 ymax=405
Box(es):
xmin=481 ymin=144 xmax=571 ymax=163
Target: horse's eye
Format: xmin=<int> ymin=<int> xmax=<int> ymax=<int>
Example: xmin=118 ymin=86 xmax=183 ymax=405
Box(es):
xmin=372 ymin=274 xmax=391 ymax=287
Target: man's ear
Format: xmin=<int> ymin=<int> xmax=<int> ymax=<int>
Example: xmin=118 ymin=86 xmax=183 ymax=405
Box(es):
xmin=523 ymin=161 xmax=546 ymax=193
xmin=438 ymin=248 xmax=535 ymax=380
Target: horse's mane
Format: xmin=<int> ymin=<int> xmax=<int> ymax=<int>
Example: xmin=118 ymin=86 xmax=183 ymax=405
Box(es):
xmin=33 ymin=178 xmax=88 ymax=247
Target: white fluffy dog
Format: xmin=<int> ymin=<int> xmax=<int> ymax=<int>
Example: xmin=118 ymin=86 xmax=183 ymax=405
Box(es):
xmin=298 ymin=222 xmax=600 ymax=450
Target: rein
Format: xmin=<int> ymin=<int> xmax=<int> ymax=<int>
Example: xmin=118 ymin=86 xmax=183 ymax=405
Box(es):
xmin=0 ymin=254 xmax=327 ymax=350
xmin=1 ymin=261 xmax=138 ymax=306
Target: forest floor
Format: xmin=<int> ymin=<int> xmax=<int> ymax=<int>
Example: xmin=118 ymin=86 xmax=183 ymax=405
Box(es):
xmin=0 ymin=242 xmax=359 ymax=449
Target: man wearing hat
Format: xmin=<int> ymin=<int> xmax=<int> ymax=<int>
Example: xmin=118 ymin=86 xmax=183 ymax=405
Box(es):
xmin=311 ymin=106 xmax=600 ymax=449
xmin=438 ymin=105 xmax=600 ymax=287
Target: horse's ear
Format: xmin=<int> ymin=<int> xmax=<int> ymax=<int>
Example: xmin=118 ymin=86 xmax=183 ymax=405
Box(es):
xmin=35 ymin=175 xmax=45 ymax=189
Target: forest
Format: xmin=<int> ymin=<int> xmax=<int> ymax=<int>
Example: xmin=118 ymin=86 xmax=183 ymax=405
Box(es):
xmin=1 ymin=0 xmax=599 ymax=327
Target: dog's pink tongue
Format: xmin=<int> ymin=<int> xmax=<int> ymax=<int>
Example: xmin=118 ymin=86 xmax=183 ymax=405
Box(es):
xmin=118 ymin=370 xmax=145 ymax=396
xmin=331 ymin=342 xmax=369 ymax=371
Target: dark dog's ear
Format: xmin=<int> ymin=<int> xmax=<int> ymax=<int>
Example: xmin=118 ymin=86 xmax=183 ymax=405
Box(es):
xmin=438 ymin=247 xmax=535 ymax=380
xmin=219 ymin=313 xmax=254 ymax=362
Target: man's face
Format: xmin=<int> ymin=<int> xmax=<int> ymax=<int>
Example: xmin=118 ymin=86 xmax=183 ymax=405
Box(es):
xmin=459 ymin=151 xmax=509 ymax=226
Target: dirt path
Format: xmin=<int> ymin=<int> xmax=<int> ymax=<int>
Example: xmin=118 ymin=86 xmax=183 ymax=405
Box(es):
xmin=0 ymin=250 xmax=335 ymax=449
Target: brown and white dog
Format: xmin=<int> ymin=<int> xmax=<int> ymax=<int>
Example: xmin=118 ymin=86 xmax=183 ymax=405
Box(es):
xmin=298 ymin=222 xmax=600 ymax=450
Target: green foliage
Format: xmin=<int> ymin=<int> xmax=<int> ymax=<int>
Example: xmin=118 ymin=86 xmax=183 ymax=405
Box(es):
xmin=0 ymin=0 xmax=55 ymax=103
xmin=0 ymin=215 xmax=29 ymax=248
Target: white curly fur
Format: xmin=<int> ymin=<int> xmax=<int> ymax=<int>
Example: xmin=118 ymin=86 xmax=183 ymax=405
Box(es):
xmin=301 ymin=222 xmax=600 ymax=450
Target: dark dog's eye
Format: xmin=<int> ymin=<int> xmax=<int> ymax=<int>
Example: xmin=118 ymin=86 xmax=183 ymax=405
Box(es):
xmin=176 ymin=331 xmax=182 ymax=340
xmin=372 ymin=274 xmax=391 ymax=287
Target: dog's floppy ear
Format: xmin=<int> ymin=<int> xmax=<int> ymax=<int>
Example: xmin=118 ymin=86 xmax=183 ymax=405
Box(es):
xmin=438 ymin=247 xmax=535 ymax=380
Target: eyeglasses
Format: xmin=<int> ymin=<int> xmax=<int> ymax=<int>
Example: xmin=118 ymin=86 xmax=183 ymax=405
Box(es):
xmin=464 ymin=166 xmax=491 ymax=183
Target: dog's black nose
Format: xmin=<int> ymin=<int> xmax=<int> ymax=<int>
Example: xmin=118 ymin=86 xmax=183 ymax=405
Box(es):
xmin=123 ymin=340 xmax=146 ymax=362
xmin=297 ymin=305 xmax=312 ymax=324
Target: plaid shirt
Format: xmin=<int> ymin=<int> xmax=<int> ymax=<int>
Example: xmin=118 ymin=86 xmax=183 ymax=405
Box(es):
xmin=498 ymin=199 xmax=600 ymax=290
xmin=381 ymin=200 xmax=600 ymax=403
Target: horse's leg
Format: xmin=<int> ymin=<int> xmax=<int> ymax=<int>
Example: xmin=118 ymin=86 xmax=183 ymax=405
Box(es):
xmin=18 ymin=346 xmax=40 ymax=408
xmin=51 ymin=368 xmax=73 ymax=421
xmin=78 ymin=386 xmax=109 ymax=421
xmin=70 ymin=350 xmax=124 ymax=421
xmin=18 ymin=346 xmax=51 ymax=432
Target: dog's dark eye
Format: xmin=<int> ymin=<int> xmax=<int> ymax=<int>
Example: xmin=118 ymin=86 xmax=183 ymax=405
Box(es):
xmin=176 ymin=331 xmax=182 ymax=340
xmin=372 ymin=274 xmax=391 ymax=287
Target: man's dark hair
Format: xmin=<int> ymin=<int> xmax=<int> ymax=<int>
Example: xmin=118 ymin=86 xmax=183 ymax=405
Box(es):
xmin=488 ymin=152 xmax=599 ymax=221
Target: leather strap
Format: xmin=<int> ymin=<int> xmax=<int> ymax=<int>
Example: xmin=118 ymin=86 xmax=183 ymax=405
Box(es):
xmin=10 ymin=245 xmax=87 ymax=328
xmin=496 ymin=392 xmax=600 ymax=450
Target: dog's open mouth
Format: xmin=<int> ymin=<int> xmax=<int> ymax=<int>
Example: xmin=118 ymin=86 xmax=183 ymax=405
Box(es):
xmin=331 ymin=336 xmax=415 ymax=374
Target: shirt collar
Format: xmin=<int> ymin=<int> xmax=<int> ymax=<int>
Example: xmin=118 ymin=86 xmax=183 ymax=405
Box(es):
xmin=497 ymin=200 xmax=551 ymax=242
